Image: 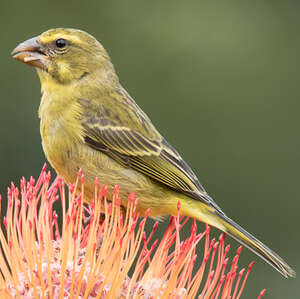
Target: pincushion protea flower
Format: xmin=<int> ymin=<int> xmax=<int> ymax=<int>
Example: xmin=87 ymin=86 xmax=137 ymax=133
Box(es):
xmin=0 ymin=166 xmax=266 ymax=298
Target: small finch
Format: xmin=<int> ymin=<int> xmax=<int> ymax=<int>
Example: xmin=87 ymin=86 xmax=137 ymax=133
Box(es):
xmin=12 ymin=28 xmax=295 ymax=278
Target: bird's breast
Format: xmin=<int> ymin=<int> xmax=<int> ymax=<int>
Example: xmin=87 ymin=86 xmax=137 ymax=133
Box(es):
xmin=40 ymin=117 xmax=76 ymax=172
xmin=39 ymin=89 xmax=85 ymax=168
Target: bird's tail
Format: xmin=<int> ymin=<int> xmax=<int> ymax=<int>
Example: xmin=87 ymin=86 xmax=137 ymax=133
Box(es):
xmin=180 ymin=199 xmax=296 ymax=278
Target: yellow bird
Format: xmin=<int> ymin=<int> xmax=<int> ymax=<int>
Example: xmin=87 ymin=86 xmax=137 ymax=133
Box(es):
xmin=12 ymin=28 xmax=295 ymax=278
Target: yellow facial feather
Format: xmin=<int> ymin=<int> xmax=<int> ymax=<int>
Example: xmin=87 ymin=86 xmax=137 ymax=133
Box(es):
xmin=38 ymin=28 xmax=90 ymax=45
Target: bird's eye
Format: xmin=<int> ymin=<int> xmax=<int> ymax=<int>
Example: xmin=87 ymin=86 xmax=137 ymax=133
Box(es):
xmin=55 ymin=38 xmax=67 ymax=48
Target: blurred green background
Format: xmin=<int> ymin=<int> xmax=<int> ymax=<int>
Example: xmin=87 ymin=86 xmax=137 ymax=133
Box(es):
xmin=0 ymin=0 xmax=299 ymax=297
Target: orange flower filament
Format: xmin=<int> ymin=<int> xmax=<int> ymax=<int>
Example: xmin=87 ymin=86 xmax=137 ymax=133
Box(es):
xmin=0 ymin=166 xmax=265 ymax=298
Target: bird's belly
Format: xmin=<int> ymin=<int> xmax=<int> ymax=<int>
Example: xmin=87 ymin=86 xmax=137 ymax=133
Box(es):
xmin=43 ymin=138 xmax=180 ymax=217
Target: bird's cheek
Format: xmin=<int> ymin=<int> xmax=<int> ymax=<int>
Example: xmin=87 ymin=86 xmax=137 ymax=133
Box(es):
xmin=55 ymin=62 xmax=85 ymax=84
xmin=44 ymin=61 xmax=70 ymax=84
xmin=57 ymin=61 xmax=70 ymax=76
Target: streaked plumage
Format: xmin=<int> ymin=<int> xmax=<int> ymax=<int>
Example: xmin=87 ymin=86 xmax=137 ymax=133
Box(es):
xmin=12 ymin=28 xmax=295 ymax=278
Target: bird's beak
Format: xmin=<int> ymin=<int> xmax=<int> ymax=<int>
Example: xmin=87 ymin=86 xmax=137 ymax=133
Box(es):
xmin=11 ymin=36 xmax=48 ymax=71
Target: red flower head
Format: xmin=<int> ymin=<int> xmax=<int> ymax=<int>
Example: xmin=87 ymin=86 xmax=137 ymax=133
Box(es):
xmin=0 ymin=165 xmax=265 ymax=298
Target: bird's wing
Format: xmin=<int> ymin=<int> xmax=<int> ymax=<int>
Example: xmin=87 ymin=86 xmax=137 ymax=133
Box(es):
xmin=78 ymin=89 xmax=221 ymax=209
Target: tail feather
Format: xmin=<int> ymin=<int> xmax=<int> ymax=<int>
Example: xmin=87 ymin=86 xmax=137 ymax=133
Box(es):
xmin=215 ymin=211 xmax=295 ymax=278
xmin=180 ymin=199 xmax=296 ymax=278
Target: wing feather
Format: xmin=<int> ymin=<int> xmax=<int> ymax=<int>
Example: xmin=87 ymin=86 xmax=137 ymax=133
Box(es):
xmin=78 ymin=90 xmax=223 ymax=211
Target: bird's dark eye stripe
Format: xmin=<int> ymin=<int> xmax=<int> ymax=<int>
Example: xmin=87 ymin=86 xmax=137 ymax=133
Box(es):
xmin=55 ymin=38 xmax=67 ymax=48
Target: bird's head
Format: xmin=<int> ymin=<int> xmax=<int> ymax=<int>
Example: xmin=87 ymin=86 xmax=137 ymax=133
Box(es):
xmin=12 ymin=28 xmax=116 ymax=85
